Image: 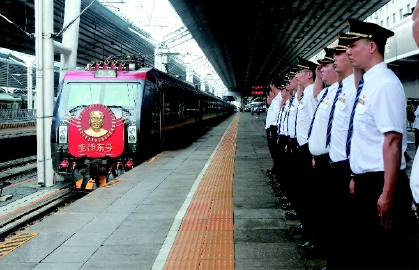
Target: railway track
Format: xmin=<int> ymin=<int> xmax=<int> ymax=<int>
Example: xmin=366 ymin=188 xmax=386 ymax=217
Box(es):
xmin=0 ymin=156 xmax=37 ymax=189
xmin=0 ymin=156 xmax=79 ymax=237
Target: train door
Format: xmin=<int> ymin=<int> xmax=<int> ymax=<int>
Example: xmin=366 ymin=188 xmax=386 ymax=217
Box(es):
xmin=152 ymin=89 xmax=163 ymax=146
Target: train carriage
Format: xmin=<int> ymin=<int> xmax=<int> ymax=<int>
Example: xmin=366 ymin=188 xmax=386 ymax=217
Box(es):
xmin=51 ymin=55 xmax=235 ymax=191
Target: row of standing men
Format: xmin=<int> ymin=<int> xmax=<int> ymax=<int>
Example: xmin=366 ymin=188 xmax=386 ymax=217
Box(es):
xmin=264 ymin=17 xmax=418 ymax=270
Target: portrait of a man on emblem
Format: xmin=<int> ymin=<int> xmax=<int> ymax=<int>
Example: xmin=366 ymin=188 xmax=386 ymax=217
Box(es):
xmin=84 ymin=111 xmax=109 ymax=137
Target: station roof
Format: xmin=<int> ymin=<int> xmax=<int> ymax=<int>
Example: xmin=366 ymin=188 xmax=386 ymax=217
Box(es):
xmin=1 ymin=0 xmax=156 ymax=69
xmin=1 ymin=0 xmax=391 ymax=95
xmin=167 ymin=0 xmax=391 ymax=93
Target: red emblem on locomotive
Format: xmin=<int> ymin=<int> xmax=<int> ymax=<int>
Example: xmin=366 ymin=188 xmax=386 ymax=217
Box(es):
xmin=68 ymin=104 xmax=125 ymax=158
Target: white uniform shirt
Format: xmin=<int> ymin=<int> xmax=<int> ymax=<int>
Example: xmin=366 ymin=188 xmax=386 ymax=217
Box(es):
xmin=278 ymin=100 xmax=290 ymax=135
xmin=296 ymin=84 xmax=317 ymax=146
xmin=265 ymin=102 xmax=274 ymax=129
xmin=329 ymin=74 xmax=356 ymax=162
xmin=266 ymin=94 xmax=281 ymax=128
xmin=349 ymin=62 xmax=407 ymax=174
xmin=287 ymin=95 xmax=299 ymax=138
xmin=411 ymin=150 xmax=419 ymax=204
xmin=308 ymin=82 xmax=339 ymax=156
xmin=413 ymin=107 xmax=419 ymax=130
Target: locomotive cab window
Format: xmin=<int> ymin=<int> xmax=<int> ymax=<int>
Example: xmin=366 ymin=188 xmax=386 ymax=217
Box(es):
xmin=103 ymin=84 xmax=136 ymax=107
xmin=65 ymin=83 xmax=138 ymax=109
xmin=67 ymin=84 xmax=101 ymax=107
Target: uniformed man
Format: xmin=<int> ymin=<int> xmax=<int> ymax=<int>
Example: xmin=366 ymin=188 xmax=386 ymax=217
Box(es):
xmin=278 ymin=75 xmax=297 ymax=209
xmin=275 ymin=81 xmax=291 ymax=200
xmin=341 ymin=18 xmax=415 ymax=269
xmin=265 ymin=88 xmax=275 ymax=173
xmin=301 ymin=48 xmax=339 ymax=257
xmin=288 ymin=57 xmax=319 ymax=235
xmin=265 ymin=81 xmax=281 ymax=179
xmin=266 ymin=82 xmax=283 ymax=181
xmin=321 ymin=39 xmax=356 ymax=269
xmin=410 ymin=0 xmax=419 ymax=220
xmin=282 ymin=72 xmax=301 ymax=217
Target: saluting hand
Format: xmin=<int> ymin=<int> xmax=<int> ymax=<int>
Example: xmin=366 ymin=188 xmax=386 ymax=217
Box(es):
xmin=315 ymin=65 xmax=322 ymax=78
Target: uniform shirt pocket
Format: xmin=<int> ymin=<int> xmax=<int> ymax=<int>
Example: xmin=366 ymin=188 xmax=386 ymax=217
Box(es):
xmin=336 ymin=100 xmax=346 ymax=111
xmin=354 ymin=104 xmax=366 ymax=130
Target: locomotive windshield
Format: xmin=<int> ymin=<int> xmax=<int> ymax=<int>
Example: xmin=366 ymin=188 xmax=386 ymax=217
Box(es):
xmin=65 ymin=83 xmax=138 ymax=109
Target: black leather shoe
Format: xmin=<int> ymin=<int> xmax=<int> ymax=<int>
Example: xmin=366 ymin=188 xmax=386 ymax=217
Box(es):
xmin=297 ymin=240 xmax=311 ymax=249
xmin=290 ymin=222 xmax=304 ymax=234
xmin=274 ymin=190 xmax=284 ymax=197
xmin=279 ymin=195 xmax=288 ymax=202
xmin=285 ymin=210 xmax=300 ymax=220
xmin=281 ymin=201 xmax=294 ymax=210
xmin=301 ymin=244 xmax=324 ymax=258
xmin=269 ymin=178 xmax=279 ymax=186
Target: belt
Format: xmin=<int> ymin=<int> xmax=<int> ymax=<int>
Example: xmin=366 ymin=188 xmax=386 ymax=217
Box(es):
xmin=329 ymin=159 xmax=350 ymax=170
xmin=313 ymin=153 xmax=329 ymax=162
xmin=353 ymin=170 xmax=406 ymax=183
xmin=296 ymin=143 xmax=309 ymax=153
xmin=278 ymin=135 xmax=287 ymax=144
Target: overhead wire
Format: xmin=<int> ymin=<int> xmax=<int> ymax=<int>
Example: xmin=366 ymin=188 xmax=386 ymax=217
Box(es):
xmin=55 ymin=0 xmax=97 ymax=37
xmin=0 ymin=13 xmax=34 ymax=38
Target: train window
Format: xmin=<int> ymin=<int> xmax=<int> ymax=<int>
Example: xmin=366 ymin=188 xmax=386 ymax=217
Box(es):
xmin=102 ymin=83 xmax=136 ymax=107
xmin=67 ymin=84 xmax=101 ymax=107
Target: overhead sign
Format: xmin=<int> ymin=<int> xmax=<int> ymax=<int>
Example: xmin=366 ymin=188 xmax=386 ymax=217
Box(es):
xmin=251 ymin=91 xmax=264 ymax=96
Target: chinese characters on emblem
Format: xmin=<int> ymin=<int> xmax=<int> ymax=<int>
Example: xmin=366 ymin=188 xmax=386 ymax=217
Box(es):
xmin=78 ymin=143 xmax=113 ymax=153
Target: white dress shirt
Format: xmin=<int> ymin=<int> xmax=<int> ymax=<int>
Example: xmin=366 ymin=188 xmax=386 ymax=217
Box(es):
xmin=411 ymin=150 xmax=419 ymax=204
xmin=278 ymin=100 xmax=290 ymax=135
xmin=308 ymin=82 xmax=339 ymax=156
xmin=329 ymin=74 xmax=356 ymax=162
xmin=296 ymin=84 xmax=318 ymax=146
xmin=349 ymin=62 xmax=407 ymax=174
xmin=266 ymin=94 xmax=281 ymax=128
xmin=413 ymin=107 xmax=419 ymax=130
xmin=265 ymin=102 xmax=274 ymax=129
xmin=287 ymin=95 xmax=299 ymax=138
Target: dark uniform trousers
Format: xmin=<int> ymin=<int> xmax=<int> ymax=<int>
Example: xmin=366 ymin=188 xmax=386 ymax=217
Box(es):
xmin=326 ymin=159 xmax=356 ymax=269
xmin=309 ymin=153 xmax=333 ymax=249
xmin=351 ymin=170 xmax=416 ymax=269
xmin=284 ymin=137 xmax=299 ymax=207
xmin=266 ymin=125 xmax=279 ymax=173
xmin=292 ymin=143 xmax=314 ymax=234
xmin=275 ymin=134 xmax=287 ymax=185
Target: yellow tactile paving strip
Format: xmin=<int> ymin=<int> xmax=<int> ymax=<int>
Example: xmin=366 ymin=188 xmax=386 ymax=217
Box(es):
xmin=0 ymin=232 xmax=38 ymax=259
xmin=164 ymin=114 xmax=239 ymax=270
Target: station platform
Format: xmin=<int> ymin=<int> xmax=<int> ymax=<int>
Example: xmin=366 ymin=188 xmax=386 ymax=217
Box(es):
xmin=0 ymin=112 xmax=417 ymax=270
xmin=0 ymin=124 xmax=36 ymax=139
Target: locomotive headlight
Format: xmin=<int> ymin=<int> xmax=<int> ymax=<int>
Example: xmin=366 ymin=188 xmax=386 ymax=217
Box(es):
xmin=128 ymin=126 xmax=137 ymax=143
xmin=58 ymin=125 xmax=68 ymax=144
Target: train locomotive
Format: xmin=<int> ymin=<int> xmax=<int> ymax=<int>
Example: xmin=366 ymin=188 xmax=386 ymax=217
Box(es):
xmin=51 ymin=54 xmax=235 ymax=191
